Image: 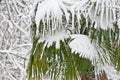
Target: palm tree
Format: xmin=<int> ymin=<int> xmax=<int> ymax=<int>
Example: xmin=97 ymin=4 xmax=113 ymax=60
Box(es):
xmin=27 ymin=0 xmax=120 ymax=80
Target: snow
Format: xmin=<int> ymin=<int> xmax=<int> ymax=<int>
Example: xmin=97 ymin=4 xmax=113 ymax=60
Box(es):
xmin=117 ymin=18 xmax=120 ymax=29
xmin=69 ymin=34 xmax=98 ymax=61
xmin=69 ymin=34 xmax=120 ymax=80
xmin=35 ymin=0 xmax=69 ymax=36
xmin=1 ymin=0 xmax=120 ymax=80
xmin=39 ymin=29 xmax=70 ymax=49
xmin=93 ymin=44 xmax=120 ymax=80
xmin=0 ymin=0 xmax=33 ymax=79
xmin=89 ymin=0 xmax=118 ymax=30
xmin=103 ymin=64 xmax=120 ymax=80
xmin=95 ymin=64 xmax=120 ymax=80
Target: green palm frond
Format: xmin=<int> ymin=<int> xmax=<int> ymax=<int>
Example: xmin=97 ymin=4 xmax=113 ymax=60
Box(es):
xmin=27 ymin=35 xmax=94 ymax=80
xmin=27 ymin=0 xmax=120 ymax=80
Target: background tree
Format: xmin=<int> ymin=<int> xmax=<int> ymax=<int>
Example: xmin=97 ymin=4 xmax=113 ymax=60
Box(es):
xmin=0 ymin=0 xmax=34 ymax=79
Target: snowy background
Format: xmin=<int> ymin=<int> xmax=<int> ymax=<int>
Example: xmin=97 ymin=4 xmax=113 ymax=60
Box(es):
xmin=0 ymin=0 xmax=34 ymax=79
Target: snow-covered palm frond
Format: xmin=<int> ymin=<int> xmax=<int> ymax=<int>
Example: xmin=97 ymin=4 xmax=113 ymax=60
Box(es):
xmin=66 ymin=0 xmax=119 ymax=30
xmin=117 ymin=18 xmax=120 ymax=29
xmin=69 ymin=34 xmax=120 ymax=79
xmin=89 ymin=0 xmax=119 ymax=29
xmin=69 ymin=34 xmax=98 ymax=62
xmin=1 ymin=0 xmax=120 ymax=80
xmin=95 ymin=64 xmax=120 ymax=80
xmin=69 ymin=34 xmax=110 ymax=64
xmin=103 ymin=64 xmax=120 ymax=80
xmin=39 ymin=28 xmax=70 ymax=49
xmin=35 ymin=0 xmax=120 ymax=34
xmin=35 ymin=0 xmax=70 ymax=36
xmin=31 ymin=0 xmax=120 ymax=80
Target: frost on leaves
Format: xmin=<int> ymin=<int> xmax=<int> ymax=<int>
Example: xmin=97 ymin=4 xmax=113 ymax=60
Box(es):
xmin=35 ymin=0 xmax=69 ymax=36
xmin=69 ymin=34 xmax=98 ymax=61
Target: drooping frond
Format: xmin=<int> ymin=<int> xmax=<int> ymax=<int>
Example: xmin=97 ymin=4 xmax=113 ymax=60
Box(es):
xmin=28 ymin=0 xmax=120 ymax=80
xmin=68 ymin=34 xmax=120 ymax=79
xmin=89 ymin=0 xmax=119 ymax=30
xmin=69 ymin=34 xmax=98 ymax=62
xmin=35 ymin=0 xmax=70 ymax=36
xmin=38 ymin=28 xmax=70 ymax=49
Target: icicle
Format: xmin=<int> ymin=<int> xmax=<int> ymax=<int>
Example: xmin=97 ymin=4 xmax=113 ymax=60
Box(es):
xmin=71 ymin=9 xmax=75 ymax=30
xmin=35 ymin=0 xmax=69 ymax=35
xmin=106 ymin=1 xmax=109 ymax=28
xmin=100 ymin=2 xmax=106 ymax=29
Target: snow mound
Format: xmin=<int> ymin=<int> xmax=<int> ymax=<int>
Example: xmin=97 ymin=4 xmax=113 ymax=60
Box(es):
xmin=69 ymin=34 xmax=98 ymax=61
